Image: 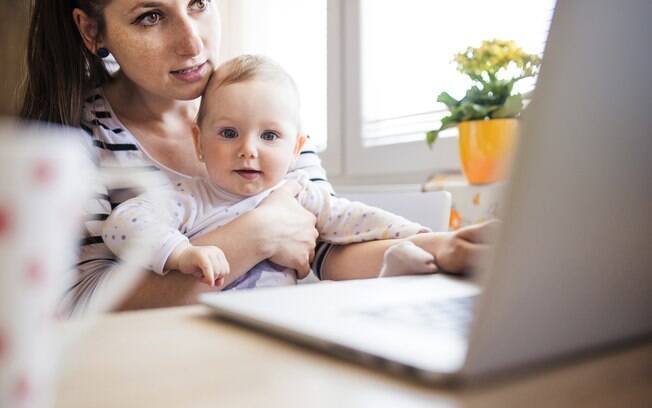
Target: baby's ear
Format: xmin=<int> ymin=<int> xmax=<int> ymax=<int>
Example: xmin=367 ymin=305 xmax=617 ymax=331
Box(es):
xmin=293 ymin=133 xmax=307 ymax=157
xmin=192 ymin=125 xmax=204 ymax=161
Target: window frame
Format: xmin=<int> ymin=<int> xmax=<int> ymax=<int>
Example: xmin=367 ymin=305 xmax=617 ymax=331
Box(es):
xmin=323 ymin=0 xmax=460 ymax=183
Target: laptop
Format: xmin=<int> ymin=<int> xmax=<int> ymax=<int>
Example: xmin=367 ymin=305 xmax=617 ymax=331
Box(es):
xmin=201 ymin=0 xmax=652 ymax=384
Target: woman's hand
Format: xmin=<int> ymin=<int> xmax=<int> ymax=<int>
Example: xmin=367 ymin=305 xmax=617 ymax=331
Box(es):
xmin=410 ymin=220 xmax=501 ymax=274
xmin=254 ymin=181 xmax=318 ymax=278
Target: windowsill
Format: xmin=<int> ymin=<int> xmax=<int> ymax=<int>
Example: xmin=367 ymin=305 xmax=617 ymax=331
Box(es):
xmin=421 ymin=172 xmax=468 ymax=190
xmin=422 ymin=172 xmax=508 ymax=190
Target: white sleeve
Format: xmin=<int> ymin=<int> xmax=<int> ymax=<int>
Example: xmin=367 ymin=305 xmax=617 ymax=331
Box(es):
xmin=102 ymin=190 xmax=198 ymax=275
xmin=297 ymin=180 xmax=430 ymax=244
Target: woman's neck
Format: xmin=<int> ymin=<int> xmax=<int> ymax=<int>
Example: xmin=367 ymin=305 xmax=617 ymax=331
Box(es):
xmin=100 ymin=71 xmax=207 ymax=177
xmin=104 ymin=71 xmax=199 ymax=129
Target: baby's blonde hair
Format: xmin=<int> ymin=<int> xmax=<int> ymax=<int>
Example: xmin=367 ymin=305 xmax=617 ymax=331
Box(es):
xmin=197 ymin=54 xmax=301 ymax=126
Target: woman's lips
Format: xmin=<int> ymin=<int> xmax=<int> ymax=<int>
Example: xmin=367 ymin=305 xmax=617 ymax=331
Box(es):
xmin=170 ymin=62 xmax=208 ymax=83
xmin=234 ymin=169 xmax=262 ymax=180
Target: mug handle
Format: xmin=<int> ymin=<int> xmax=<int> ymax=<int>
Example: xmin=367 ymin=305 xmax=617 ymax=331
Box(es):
xmin=82 ymin=166 xmax=171 ymax=315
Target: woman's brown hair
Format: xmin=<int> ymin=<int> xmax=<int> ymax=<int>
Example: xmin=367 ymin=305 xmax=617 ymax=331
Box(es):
xmin=20 ymin=0 xmax=110 ymax=126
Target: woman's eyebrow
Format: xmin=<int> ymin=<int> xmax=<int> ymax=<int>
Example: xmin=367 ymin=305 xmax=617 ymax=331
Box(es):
xmin=127 ymin=2 xmax=164 ymax=14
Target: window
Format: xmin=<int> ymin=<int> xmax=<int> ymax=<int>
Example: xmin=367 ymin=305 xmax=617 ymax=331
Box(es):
xmin=329 ymin=0 xmax=556 ymax=182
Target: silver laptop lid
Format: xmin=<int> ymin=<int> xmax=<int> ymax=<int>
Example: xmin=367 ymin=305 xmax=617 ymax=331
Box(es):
xmin=462 ymin=0 xmax=652 ymax=378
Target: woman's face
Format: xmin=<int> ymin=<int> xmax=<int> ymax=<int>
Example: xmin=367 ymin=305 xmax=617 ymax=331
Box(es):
xmin=101 ymin=0 xmax=221 ymax=100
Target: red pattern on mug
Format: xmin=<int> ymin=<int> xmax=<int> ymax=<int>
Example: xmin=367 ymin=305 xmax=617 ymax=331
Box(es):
xmin=51 ymin=308 xmax=66 ymax=322
xmin=12 ymin=374 xmax=31 ymax=404
xmin=0 ymin=207 xmax=11 ymax=237
xmin=25 ymin=260 xmax=46 ymax=287
xmin=33 ymin=159 xmax=54 ymax=186
xmin=0 ymin=327 xmax=7 ymax=363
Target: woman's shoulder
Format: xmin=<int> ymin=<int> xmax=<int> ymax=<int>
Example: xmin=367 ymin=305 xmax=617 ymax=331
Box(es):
xmin=81 ymin=88 xmax=136 ymax=143
xmin=80 ymin=88 xmax=157 ymax=169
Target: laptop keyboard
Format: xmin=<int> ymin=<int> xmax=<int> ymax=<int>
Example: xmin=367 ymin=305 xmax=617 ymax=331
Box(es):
xmin=351 ymin=295 xmax=478 ymax=336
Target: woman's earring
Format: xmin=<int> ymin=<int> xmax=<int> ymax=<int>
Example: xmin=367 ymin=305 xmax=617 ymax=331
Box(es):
xmin=198 ymin=152 xmax=204 ymax=161
xmin=97 ymin=47 xmax=110 ymax=59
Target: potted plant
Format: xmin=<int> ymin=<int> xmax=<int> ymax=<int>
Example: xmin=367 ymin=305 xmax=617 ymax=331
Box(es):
xmin=426 ymin=39 xmax=541 ymax=184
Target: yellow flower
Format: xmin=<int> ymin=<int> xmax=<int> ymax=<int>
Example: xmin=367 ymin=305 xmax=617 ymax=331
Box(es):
xmin=454 ymin=39 xmax=540 ymax=80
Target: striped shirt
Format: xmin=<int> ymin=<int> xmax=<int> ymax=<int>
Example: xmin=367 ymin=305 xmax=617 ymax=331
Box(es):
xmin=59 ymin=89 xmax=334 ymax=318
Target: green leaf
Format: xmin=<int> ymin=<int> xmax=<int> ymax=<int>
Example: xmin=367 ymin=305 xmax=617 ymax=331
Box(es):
xmin=463 ymin=86 xmax=484 ymax=103
xmin=426 ymin=130 xmax=439 ymax=147
xmin=426 ymin=111 xmax=464 ymax=148
xmin=436 ymin=92 xmax=459 ymax=110
xmin=461 ymin=102 xmax=492 ymax=120
xmin=440 ymin=115 xmax=460 ymax=129
xmin=492 ymin=94 xmax=523 ymax=118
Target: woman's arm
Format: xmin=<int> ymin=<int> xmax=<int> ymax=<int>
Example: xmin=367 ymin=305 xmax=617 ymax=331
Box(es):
xmin=321 ymin=238 xmax=405 ymax=281
xmin=321 ymin=221 xmax=499 ymax=281
xmin=115 ymin=211 xmax=275 ymax=310
xmin=116 ymin=185 xmax=320 ymax=310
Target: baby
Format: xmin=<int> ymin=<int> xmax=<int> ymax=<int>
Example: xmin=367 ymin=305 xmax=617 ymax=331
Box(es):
xmin=103 ymin=55 xmax=435 ymax=289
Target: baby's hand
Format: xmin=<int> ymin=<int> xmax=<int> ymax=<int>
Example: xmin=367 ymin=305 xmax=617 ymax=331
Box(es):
xmin=177 ymin=245 xmax=230 ymax=288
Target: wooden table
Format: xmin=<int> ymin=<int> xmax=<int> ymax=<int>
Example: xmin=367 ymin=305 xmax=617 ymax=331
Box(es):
xmin=55 ymin=306 xmax=652 ymax=408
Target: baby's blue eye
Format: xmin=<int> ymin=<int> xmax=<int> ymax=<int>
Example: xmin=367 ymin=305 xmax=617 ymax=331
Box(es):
xmin=261 ymin=131 xmax=278 ymax=141
xmin=220 ymin=128 xmax=238 ymax=139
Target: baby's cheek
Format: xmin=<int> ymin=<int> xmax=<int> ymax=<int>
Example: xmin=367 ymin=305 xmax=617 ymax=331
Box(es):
xmin=208 ymin=167 xmax=230 ymax=186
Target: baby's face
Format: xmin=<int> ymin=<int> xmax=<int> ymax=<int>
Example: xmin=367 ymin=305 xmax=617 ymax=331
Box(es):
xmin=196 ymin=79 xmax=303 ymax=197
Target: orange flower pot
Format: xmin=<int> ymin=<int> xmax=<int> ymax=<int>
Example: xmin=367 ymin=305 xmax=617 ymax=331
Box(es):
xmin=458 ymin=119 xmax=519 ymax=184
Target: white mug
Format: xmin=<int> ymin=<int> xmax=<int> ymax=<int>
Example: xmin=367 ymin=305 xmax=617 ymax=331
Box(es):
xmin=0 ymin=121 xmax=167 ymax=407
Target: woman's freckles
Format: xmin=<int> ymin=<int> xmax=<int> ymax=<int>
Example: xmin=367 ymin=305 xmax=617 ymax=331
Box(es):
xmin=100 ymin=0 xmax=219 ymax=100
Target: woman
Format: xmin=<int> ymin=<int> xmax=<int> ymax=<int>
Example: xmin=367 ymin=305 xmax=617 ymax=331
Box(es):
xmin=20 ymin=0 xmax=495 ymax=316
